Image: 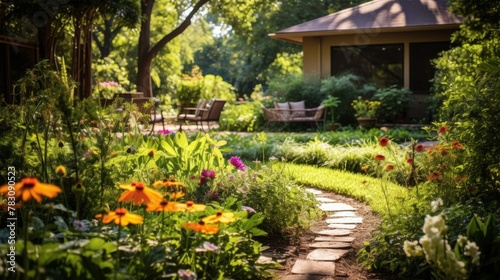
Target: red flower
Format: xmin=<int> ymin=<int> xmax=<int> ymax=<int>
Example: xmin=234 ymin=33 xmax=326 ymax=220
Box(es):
xmin=406 ymin=158 xmax=414 ymax=165
xmin=438 ymin=126 xmax=449 ymax=134
xmin=415 ymin=144 xmax=425 ymax=152
xmin=426 ymin=172 xmax=441 ymax=181
xmin=385 ymin=165 xmax=394 ymax=171
xmin=439 ymin=148 xmax=449 ymax=155
xmin=378 ymin=137 xmax=390 ymax=147
xmin=451 ymin=141 xmax=464 ymax=150
xmin=374 ymin=154 xmax=385 ymax=161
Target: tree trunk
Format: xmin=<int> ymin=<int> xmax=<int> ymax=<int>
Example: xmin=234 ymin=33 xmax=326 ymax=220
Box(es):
xmin=72 ymin=8 xmax=95 ymax=100
xmin=136 ymin=0 xmax=210 ymax=97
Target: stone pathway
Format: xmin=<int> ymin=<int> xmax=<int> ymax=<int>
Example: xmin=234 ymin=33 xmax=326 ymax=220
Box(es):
xmin=282 ymin=188 xmax=365 ymax=279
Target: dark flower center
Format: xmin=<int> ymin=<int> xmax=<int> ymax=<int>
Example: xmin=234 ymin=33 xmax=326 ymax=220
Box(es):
xmin=115 ymin=208 xmax=127 ymax=216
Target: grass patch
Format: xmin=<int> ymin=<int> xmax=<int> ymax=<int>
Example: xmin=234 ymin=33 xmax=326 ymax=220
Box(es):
xmin=277 ymin=162 xmax=415 ymax=216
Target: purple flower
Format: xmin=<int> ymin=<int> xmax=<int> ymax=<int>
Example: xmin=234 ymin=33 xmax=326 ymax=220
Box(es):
xmin=201 ymin=169 xmax=216 ymax=179
xmin=73 ymin=220 xmax=89 ymax=231
xmin=83 ymin=149 xmax=92 ymax=158
xmin=200 ymin=169 xmax=216 ymax=184
xmin=157 ymin=129 xmax=171 ymax=135
xmin=241 ymin=206 xmax=256 ymax=214
xmin=229 ymin=156 xmax=246 ymax=171
xmin=178 ymin=269 xmax=197 ymax=280
xmin=203 ymin=241 xmax=220 ymax=253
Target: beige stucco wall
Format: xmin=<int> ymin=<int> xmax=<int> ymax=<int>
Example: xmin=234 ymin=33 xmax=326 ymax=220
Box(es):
xmin=302 ymin=29 xmax=456 ymax=88
xmin=301 ymin=28 xmax=456 ymax=122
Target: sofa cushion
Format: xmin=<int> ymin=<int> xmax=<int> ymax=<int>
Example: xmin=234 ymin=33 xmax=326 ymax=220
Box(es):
xmin=290 ymin=101 xmax=306 ymax=117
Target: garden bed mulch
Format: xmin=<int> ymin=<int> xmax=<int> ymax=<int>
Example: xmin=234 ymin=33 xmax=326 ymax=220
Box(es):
xmin=261 ymin=190 xmax=401 ymax=280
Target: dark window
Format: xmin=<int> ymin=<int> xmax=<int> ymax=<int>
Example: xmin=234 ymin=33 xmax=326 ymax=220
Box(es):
xmin=331 ymin=44 xmax=403 ymax=88
xmin=409 ymin=42 xmax=450 ymax=94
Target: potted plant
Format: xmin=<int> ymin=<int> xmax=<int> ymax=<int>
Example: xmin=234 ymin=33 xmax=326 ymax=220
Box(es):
xmin=321 ymin=95 xmax=341 ymax=130
xmin=351 ymin=97 xmax=381 ymax=128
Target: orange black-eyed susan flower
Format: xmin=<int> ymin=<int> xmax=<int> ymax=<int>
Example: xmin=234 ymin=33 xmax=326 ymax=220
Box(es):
xmin=439 ymin=148 xmax=449 ymax=155
xmin=95 ymin=207 xmax=143 ymax=226
xmin=177 ymin=200 xmax=206 ymax=212
xmin=153 ymin=176 xmax=186 ymax=188
xmin=56 ymin=165 xmax=67 ymax=177
xmin=0 ymin=177 xmax=61 ymax=203
xmin=384 ymin=165 xmax=395 ymax=171
xmin=118 ymin=181 xmax=163 ymax=206
xmin=202 ymin=211 xmax=236 ymax=224
xmin=451 ymin=141 xmax=464 ymax=150
xmin=166 ymin=191 xmax=185 ymax=200
xmin=378 ymin=137 xmax=390 ymax=147
xmin=72 ymin=182 xmax=86 ymax=193
xmin=147 ymin=149 xmax=155 ymax=157
xmin=415 ymin=144 xmax=425 ymax=152
xmin=182 ymin=221 xmax=219 ymax=234
xmin=406 ymin=158 xmax=414 ymax=165
xmin=374 ymin=154 xmax=386 ymax=161
xmin=146 ymin=198 xmax=181 ymax=212
xmin=361 ymin=165 xmax=369 ymax=172
xmin=426 ymin=172 xmax=441 ymax=181
xmin=438 ymin=126 xmax=449 ymax=134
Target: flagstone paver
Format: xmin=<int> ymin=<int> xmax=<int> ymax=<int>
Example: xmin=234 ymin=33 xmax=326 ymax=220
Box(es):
xmin=329 ymin=211 xmax=357 ymax=217
xmin=325 ymin=217 xmax=363 ymax=224
xmin=314 ymin=236 xmax=355 ymax=243
xmin=291 ymin=259 xmax=336 ymax=276
xmin=315 ymin=197 xmax=336 ymax=203
xmin=315 ymin=229 xmax=352 ymax=236
xmin=318 ymin=203 xmax=355 ymax=212
xmin=289 ymin=188 xmax=369 ymax=279
xmin=281 ymin=275 xmax=325 ymax=280
xmin=309 ymin=242 xmax=352 ymax=249
xmin=306 ymin=249 xmax=350 ymax=261
xmin=327 ymin=223 xmax=357 ymax=229
xmin=305 ymin=188 xmax=323 ymax=195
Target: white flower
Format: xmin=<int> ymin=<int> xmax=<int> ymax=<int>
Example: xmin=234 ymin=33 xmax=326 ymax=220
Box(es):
xmin=464 ymin=241 xmax=481 ymax=266
xmin=403 ymin=240 xmax=423 ymax=257
xmin=431 ymin=198 xmax=443 ymax=212
xmin=457 ymin=235 xmax=468 ymax=247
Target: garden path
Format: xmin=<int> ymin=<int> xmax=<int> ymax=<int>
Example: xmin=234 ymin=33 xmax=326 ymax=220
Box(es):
xmin=263 ymin=188 xmax=388 ymax=280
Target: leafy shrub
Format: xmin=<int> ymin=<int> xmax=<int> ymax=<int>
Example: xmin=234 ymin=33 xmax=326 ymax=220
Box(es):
xmin=219 ymin=101 xmax=264 ymax=132
xmin=373 ymin=85 xmax=412 ymax=123
xmin=267 ymin=74 xmax=324 ymax=107
xmin=221 ymin=161 xmax=321 ymax=237
xmin=433 ymin=42 xmax=500 ymax=194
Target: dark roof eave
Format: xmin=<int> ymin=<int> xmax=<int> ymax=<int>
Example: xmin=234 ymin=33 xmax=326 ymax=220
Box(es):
xmin=269 ymin=23 xmax=461 ymax=44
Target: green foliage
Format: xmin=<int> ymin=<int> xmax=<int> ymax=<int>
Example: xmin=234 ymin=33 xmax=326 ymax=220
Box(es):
xmin=434 ymin=46 xmax=500 ymax=194
xmin=321 ymin=95 xmax=341 ymax=124
xmin=225 ymin=162 xmax=322 ymax=237
xmin=465 ymin=214 xmax=500 ymax=279
xmin=92 ymin=57 xmax=134 ymax=92
xmin=262 ymin=52 xmax=303 ymax=85
xmin=320 ymin=74 xmax=367 ymax=123
xmin=219 ymin=101 xmax=265 ymax=132
xmin=373 ymin=85 xmax=412 ymax=123
xmin=170 ymin=66 xmax=236 ymax=108
xmin=267 ymin=74 xmax=323 ymax=107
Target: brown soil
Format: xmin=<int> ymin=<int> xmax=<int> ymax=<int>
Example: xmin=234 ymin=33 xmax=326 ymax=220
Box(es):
xmin=262 ymin=190 xmax=390 ymax=280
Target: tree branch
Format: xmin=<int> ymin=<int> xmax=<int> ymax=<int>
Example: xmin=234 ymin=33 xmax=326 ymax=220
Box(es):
xmin=146 ymin=0 xmax=210 ymax=62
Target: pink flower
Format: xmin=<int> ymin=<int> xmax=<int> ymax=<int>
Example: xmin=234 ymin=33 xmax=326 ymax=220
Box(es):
xmin=157 ymin=129 xmax=171 ymax=135
xmin=229 ymin=156 xmax=246 ymax=171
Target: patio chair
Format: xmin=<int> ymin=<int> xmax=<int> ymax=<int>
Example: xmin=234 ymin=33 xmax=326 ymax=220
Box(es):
xmin=130 ymin=97 xmax=166 ymax=134
xmin=177 ymin=99 xmax=226 ymax=132
xmin=177 ymin=99 xmax=207 ymax=130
